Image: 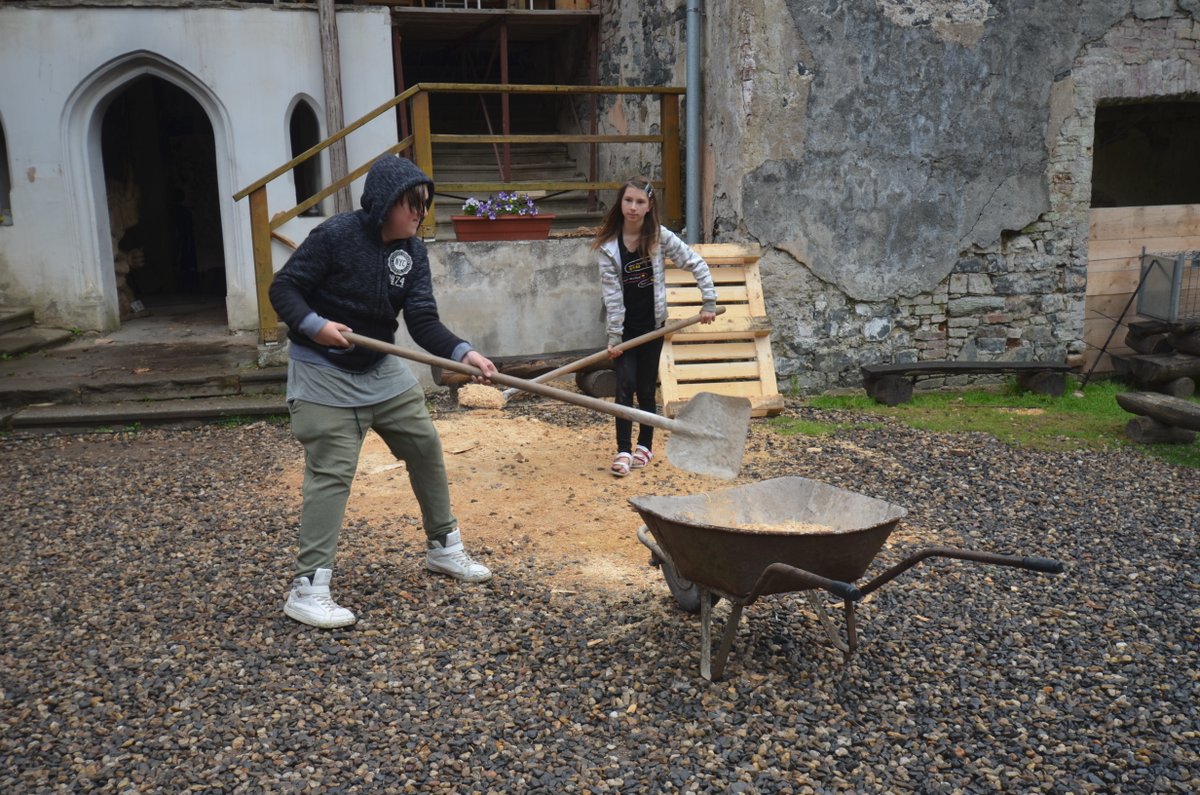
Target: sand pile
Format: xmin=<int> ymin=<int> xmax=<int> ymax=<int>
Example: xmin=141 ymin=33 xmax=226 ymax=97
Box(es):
xmin=457 ymin=383 xmax=507 ymax=409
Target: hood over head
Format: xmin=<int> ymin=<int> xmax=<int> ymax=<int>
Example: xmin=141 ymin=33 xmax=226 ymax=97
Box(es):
xmin=360 ymin=155 xmax=435 ymax=234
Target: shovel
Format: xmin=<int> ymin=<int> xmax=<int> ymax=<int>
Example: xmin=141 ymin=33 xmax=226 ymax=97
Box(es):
xmin=498 ymin=306 xmax=726 ymax=400
xmin=342 ymin=332 xmax=752 ymax=479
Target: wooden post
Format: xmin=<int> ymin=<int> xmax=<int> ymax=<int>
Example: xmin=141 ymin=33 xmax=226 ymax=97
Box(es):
xmin=391 ymin=26 xmax=410 ymax=145
xmin=412 ymin=91 xmax=436 ymax=239
xmin=249 ymin=187 xmax=279 ymax=344
xmin=661 ymin=94 xmax=682 ymax=231
xmin=500 ymin=19 xmax=511 ymax=183
xmin=587 ymin=18 xmax=599 ymax=211
xmin=318 ymin=0 xmax=352 ymax=214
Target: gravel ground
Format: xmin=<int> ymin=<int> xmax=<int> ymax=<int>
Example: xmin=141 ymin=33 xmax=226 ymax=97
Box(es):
xmin=2 ymin=399 xmax=1197 ymax=794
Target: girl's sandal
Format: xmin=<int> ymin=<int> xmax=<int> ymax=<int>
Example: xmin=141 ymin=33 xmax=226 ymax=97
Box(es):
xmin=631 ymin=445 xmax=654 ymax=469
xmin=610 ymin=452 xmax=633 ymax=478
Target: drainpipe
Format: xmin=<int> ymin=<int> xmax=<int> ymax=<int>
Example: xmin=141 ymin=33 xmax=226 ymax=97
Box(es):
xmin=685 ymin=0 xmax=702 ymax=243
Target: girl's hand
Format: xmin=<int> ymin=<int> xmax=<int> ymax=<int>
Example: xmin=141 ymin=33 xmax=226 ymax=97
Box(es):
xmin=463 ymin=350 xmax=497 ymax=384
xmin=607 ymin=344 xmax=623 ymax=359
xmin=699 ymin=310 xmax=717 ymax=324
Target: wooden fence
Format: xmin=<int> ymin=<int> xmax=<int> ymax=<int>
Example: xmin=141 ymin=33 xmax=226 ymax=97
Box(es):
xmin=233 ymin=82 xmax=685 ymax=344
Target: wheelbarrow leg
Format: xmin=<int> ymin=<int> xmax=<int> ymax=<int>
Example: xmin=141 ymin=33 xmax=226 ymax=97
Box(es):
xmin=803 ymin=591 xmax=860 ymax=662
xmin=699 ymin=587 xmax=743 ymax=681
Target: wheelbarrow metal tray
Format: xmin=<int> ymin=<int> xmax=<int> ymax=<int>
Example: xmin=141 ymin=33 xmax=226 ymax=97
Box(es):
xmin=629 ymin=477 xmax=907 ymax=599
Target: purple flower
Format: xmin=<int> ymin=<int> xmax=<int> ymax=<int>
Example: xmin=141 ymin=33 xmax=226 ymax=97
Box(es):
xmin=462 ymin=192 xmax=541 ymax=219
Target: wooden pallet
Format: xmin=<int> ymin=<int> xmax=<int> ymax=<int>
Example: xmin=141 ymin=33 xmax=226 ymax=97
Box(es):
xmin=659 ymin=243 xmax=783 ymax=417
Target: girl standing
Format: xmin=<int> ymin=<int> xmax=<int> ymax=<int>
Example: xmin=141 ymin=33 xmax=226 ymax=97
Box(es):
xmin=593 ymin=177 xmax=718 ymax=477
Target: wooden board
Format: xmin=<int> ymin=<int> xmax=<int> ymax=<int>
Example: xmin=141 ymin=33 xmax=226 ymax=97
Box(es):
xmin=1086 ymin=235 xmax=1200 ymax=263
xmin=1089 ymin=205 xmax=1200 ymax=241
xmin=659 ymin=244 xmax=783 ymax=418
xmin=1084 ymin=204 xmax=1200 ymax=375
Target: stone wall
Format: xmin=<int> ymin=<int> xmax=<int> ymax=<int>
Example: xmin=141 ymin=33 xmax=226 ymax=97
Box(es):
xmin=600 ymin=0 xmax=1200 ymax=393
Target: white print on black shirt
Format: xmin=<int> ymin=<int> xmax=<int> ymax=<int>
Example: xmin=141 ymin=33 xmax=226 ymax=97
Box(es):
xmin=387 ymin=249 xmax=413 ymax=288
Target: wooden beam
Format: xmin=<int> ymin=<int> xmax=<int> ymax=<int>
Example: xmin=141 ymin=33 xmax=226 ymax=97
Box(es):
xmin=661 ymin=94 xmax=682 ymax=230
xmin=249 ymin=187 xmax=279 ymax=345
xmin=318 ymin=0 xmax=353 ymax=214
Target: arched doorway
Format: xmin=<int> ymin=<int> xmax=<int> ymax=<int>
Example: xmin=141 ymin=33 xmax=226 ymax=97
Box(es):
xmin=100 ymin=76 xmax=226 ymax=321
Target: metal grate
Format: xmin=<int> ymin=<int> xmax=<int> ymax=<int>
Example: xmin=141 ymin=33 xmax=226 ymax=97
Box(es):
xmin=1137 ymin=251 xmax=1200 ymax=323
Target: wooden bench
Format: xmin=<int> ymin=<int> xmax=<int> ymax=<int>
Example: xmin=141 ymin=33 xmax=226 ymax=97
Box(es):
xmin=861 ymin=361 xmax=1072 ymax=406
xmin=1116 ymin=390 xmax=1200 ymax=444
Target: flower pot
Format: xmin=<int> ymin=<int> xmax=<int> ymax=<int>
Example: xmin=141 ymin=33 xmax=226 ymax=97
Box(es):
xmin=451 ymin=214 xmax=555 ymax=242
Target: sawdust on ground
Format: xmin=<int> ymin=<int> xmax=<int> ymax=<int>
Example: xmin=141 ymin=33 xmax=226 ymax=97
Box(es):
xmin=280 ymin=406 xmax=744 ymax=594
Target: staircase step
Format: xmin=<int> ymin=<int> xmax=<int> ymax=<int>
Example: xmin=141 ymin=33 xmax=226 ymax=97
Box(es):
xmin=0 ymin=306 xmax=35 ymax=335
xmin=0 ymin=326 xmax=74 ymax=357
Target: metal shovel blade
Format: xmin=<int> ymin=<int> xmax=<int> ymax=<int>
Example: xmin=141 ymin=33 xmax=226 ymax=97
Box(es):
xmin=665 ymin=393 xmax=753 ymax=479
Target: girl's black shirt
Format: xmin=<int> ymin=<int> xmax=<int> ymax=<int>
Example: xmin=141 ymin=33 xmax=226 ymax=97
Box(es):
xmin=619 ymin=237 xmax=656 ymax=335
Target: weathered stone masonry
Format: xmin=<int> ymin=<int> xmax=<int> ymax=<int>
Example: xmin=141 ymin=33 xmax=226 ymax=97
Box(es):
xmin=600 ymin=0 xmax=1200 ymax=394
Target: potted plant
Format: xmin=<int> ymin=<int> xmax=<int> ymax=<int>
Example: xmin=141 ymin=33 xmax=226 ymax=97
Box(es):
xmin=451 ymin=192 xmax=555 ymax=241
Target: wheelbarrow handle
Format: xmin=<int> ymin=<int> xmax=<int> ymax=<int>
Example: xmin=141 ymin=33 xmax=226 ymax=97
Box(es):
xmin=1014 ymin=556 xmax=1065 ymax=574
xmin=857 ymin=546 xmax=1065 ymax=597
xmin=747 ymin=562 xmax=863 ymax=604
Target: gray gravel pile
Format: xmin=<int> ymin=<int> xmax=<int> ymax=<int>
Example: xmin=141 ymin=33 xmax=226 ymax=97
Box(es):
xmin=1 ymin=404 xmax=1196 ymax=794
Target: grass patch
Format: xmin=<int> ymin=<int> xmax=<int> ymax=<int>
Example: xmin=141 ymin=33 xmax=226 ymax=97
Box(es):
xmin=792 ymin=377 xmax=1200 ymax=468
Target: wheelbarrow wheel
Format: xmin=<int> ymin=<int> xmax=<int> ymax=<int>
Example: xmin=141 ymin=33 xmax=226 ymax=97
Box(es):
xmin=660 ymin=557 xmax=719 ymax=614
xmin=637 ymin=523 xmax=720 ymax=614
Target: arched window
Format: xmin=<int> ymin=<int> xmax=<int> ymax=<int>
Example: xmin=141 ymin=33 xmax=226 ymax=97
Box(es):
xmin=0 ymin=119 xmax=12 ymax=225
xmin=289 ymin=100 xmax=324 ymax=216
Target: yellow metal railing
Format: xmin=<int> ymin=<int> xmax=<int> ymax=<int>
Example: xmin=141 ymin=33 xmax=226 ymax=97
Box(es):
xmin=233 ymin=82 xmax=685 ymax=344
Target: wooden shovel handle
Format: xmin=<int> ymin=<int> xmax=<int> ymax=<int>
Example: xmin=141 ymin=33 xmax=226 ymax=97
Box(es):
xmin=342 ymin=332 xmax=682 ymax=432
xmin=501 ymin=306 xmax=725 ymax=398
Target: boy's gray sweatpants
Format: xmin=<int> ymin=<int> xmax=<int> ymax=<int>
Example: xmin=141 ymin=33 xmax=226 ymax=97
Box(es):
xmin=288 ymin=385 xmax=456 ymax=580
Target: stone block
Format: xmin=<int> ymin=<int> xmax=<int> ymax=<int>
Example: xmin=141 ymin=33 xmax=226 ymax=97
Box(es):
xmin=947 ymin=296 xmax=1006 ymax=316
xmin=967 ymin=274 xmax=995 ymax=294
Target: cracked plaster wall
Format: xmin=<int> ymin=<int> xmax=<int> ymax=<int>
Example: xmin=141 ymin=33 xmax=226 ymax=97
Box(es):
xmin=689 ymin=0 xmax=1200 ymax=391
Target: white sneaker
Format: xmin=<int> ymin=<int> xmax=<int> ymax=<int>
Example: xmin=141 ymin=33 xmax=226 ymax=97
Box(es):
xmin=426 ymin=529 xmax=493 ymax=583
xmin=284 ymin=568 xmax=357 ymax=628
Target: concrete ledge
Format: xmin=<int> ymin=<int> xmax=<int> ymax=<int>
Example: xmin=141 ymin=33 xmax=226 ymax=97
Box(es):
xmin=6 ymin=394 xmax=288 ymax=432
xmin=0 ymin=327 xmax=75 ymax=357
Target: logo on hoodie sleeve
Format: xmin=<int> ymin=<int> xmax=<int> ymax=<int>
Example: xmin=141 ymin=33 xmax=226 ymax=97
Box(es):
xmin=387 ymin=249 xmax=413 ymax=288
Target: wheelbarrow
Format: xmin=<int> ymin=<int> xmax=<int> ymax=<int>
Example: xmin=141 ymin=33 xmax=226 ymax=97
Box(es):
xmin=631 ymin=476 xmax=1064 ymax=680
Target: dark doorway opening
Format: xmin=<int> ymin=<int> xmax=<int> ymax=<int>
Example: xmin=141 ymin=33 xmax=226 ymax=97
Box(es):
xmin=290 ymin=100 xmax=324 ymax=215
xmin=0 ymin=119 xmax=12 ymax=225
xmin=101 ymin=76 xmax=226 ymax=321
xmin=1091 ymin=100 xmax=1200 ymax=207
